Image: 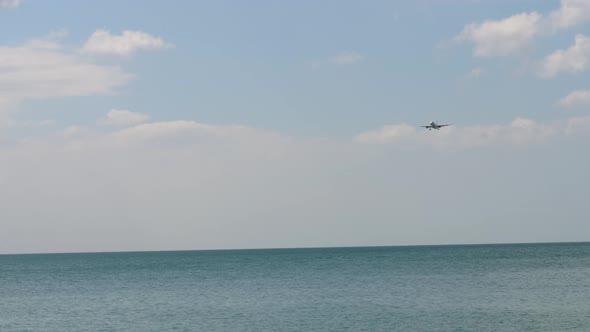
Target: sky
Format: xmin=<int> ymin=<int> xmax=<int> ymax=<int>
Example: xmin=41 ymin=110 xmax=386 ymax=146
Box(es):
xmin=1 ymin=0 xmax=590 ymax=254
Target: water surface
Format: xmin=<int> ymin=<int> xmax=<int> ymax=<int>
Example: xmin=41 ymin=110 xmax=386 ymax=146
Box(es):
xmin=1 ymin=242 xmax=590 ymax=331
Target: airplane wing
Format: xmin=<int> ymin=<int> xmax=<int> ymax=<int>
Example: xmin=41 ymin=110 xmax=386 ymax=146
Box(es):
xmin=438 ymin=124 xmax=452 ymax=127
xmin=420 ymin=125 xmax=431 ymax=128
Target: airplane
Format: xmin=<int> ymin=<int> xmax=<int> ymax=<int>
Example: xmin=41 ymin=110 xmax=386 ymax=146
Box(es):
xmin=421 ymin=121 xmax=452 ymax=130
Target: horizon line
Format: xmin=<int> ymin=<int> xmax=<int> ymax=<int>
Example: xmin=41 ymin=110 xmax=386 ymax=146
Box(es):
xmin=1 ymin=240 xmax=589 ymax=256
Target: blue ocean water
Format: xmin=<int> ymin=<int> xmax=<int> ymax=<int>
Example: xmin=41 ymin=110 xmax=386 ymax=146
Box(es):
xmin=1 ymin=242 xmax=590 ymax=331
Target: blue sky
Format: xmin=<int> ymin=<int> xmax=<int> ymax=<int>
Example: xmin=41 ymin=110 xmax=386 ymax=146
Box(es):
xmin=1 ymin=0 xmax=590 ymax=253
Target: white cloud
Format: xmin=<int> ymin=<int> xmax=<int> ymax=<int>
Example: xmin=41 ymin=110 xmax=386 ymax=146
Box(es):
xmin=539 ymin=34 xmax=590 ymax=78
xmin=549 ymin=0 xmax=590 ymax=30
xmin=559 ymin=89 xmax=590 ymax=107
xmin=355 ymin=124 xmax=417 ymax=144
xmin=0 ymin=0 xmax=21 ymax=8
xmin=22 ymin=39 xmax=62 ymax=50
xmin=98 ymin=109 xmax=151 ymax=127
xmin=329 ymin=52 xmax=363 ymax=65
xmin=355 ymin=117 xmax=590 ymax=149
xmin=0 ymin=36 xmax=134 ymax=126
xmin=22 ymin=29 xmax=68 ymax=50
xmin=81 ymin=30 xmax=174 ymax=56
xmin=0 ymin=45 xmax=132 ymax=101
xmin=455 ymin=0 xmax=590 ymax=58
xmin=109 ymin=121 xmax=252 ymax=141
xmin=101 ymin=120 xmax=284 ymax=150
xmin=62 ymin=125 xmax=91 ymax=138
xmin=42 ymin=119 xmax=285 ymax=153
xmin=454 ymin=12 xmax=542 ymax=57
xmin=105 ymin=121 xmax=222 ymax=147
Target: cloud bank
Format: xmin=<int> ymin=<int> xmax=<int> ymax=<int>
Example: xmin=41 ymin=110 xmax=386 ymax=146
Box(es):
xmin=355 ymin=116 xmax=590 ymax=149
xmin=3 ymin=113 xmax=590 ymax=254
xmin=98 ymin=109 xmax=151 ymax=127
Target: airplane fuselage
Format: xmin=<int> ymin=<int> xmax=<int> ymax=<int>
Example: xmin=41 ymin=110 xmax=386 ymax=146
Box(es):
xmin=422 ymin=121 xmax=450 ymax=130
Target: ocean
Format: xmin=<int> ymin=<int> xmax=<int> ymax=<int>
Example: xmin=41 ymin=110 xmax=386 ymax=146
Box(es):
xmin=1 ymin=242 xmax=590 ymax=331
